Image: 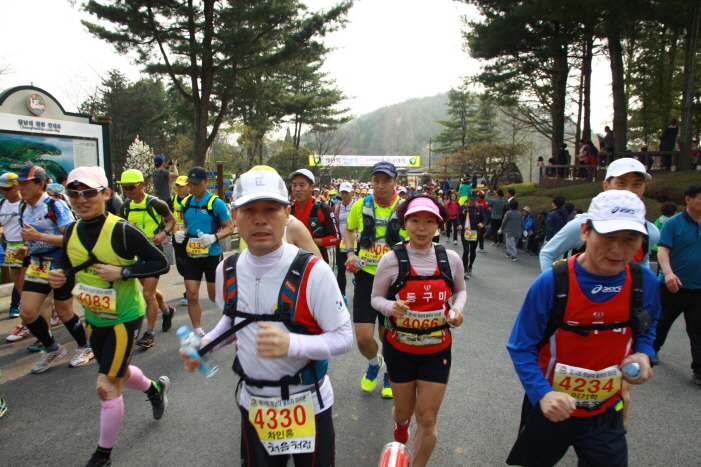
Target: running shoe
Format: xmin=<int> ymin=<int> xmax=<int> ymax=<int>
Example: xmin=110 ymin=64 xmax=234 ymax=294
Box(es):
xmin=445 ymin=238 xmax=450 ymax=243
xmin=8 ymin=307 xmax=20 ymax=318
xmin=361 ymin=355 xmax=383 ymax=392
xmin=85 ymin=452 xmax=112 ymax=467
xmin=504 ymin=251 xmax=510 ymax=257
xmin=51 ymin=308 xmax=60 ymax=327
xmin=136 ymin=331 xmax=155 ymax=348
xmin=490 ymin=242 xmax=497 ymax=246
xmin=6 ymin=324 xmax=29 ymax=342
xmin=31 ymin=345 xmax=67 ymax=373
xmin=467 ymin=268 xmax=473 ymax=277
xmin=195 ymin=329 xmax=206 ymax=338
xmin=453 ymin=240 xmax=458 ymax=245
xmin=464 ymin=271 xmax=469 ymax=279
xmin=477 ymin=248 xmax=485 ymax=253
xmin=181 ymin=296 xmax=188 ymax=306
xmin=27 ymin=340 xmax=45 ymax=352
xmin=70 ymin=347 xmax=94 ymax=368
xmin=148 ymin=376 xmax=170 ymax=420
xmin=394 ymin=421 xmax=410 ymax=444
xmin=0 ymin=398 xmax=7 ymax=419
xmin=161 ymin=307 xmax=176 ymax=332
xmin=692 ymin=371 xmax=701 ymax=386
xmin=511 ymin=257 xmax=518 ymax=262
xmin=381 ymin=372 xmax=393 ymax=399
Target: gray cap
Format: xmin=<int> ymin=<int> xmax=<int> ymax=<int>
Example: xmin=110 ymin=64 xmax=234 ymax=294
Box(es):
xmin=289 ymin=168 xmax=315 ymax=184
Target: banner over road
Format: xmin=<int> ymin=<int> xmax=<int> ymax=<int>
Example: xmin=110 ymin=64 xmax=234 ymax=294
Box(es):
xmin=308 ymin=154 xmax=421 ymax=167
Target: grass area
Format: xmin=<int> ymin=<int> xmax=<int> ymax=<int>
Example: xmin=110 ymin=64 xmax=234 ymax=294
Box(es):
xmin=503 ymin=170 xmax=701 ymax=222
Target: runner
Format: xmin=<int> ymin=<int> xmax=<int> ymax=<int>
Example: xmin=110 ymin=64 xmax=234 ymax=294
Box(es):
xmin=173 ymin=166 xmax=233 ymax=336
xmin=505 ymin=190 xmax=659 ymax=466
xmin=344 ymin=161 xmax=407 ymax=399
xmin=14 ymin=164 xmax=94 ymax=372
xmin=116 ymin=169 xmax=174 ymax=348
xmin=168 ymin=175 xmax=190 ymax=306
xmin=458 ymin=192 xmax=486 ymax=278
xmin=179 ymin=167 xmax=352 ymax=466
xmin=537 ymin=158 xmax=661 ymax=429
xmin=333 ymin=181 xmax=355 ymax=300
xmin=370 ymin=195 xmax=465 ymax=467
xmin=48 ymin=166 xmax=170 ymax=467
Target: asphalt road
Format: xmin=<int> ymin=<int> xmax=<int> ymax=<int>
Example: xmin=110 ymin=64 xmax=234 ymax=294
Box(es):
xmin=0 ymin=240 xmax=699 ymax=466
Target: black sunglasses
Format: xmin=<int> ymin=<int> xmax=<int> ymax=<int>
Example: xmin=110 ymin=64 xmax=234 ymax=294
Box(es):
xmin=66 ymin=187 xmax=105 ymax=199
xmin=0 ymin=186 xmax=14 ymax=191
xmin=122 ymin=184 xmax=139 ymax=191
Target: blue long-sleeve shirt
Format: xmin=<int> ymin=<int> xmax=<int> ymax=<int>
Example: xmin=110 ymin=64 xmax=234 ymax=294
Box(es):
xmin=539 ymin=213 xmax=661 ymax=271
xmin=506 ymin=260 xmax=660 ymax=406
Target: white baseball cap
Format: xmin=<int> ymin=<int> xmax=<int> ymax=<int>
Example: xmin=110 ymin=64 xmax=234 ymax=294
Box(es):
xmin=339 ymin=182 xmax=353 ymax=192
xmin=67 ymin=166 xmax=109 ymax=188
xmin=605 ymin=158 xmax=651 ymax=181
xmin=587 ymin=190 xmax=647 ymax=235
xmin=397 ymin=187 xmax=408 ymax=194
xmin=289 ymin=168 xmax=315 ymax=184
xmin=234 ymin=166 xmax=289 ymax=208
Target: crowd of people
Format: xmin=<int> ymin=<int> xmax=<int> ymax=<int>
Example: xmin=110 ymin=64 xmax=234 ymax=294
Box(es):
xmin=0 ymin=154 xmax=699 ymax=466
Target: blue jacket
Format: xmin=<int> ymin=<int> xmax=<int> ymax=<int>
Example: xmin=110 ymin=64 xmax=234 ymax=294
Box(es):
xmin=545 ymin=207 xmax=569 ymax=242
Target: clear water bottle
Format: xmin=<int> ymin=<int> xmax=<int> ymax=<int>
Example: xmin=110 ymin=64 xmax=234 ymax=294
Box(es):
xmin=622 ymin=362 xmax=641 ymax=380
xmin=196 ymin=229 xmax=204 ymax=238
xmin=176 ymin=325 xmax=219 ymax=378
xmin=354 ymin=257 xmax=366 ymax=269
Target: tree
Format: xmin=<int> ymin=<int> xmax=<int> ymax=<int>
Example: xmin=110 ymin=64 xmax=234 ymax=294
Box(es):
xmin=124 ymin=136 xmax=155 ymax=193
xmin=82 ymin=0 xmax=352 ymax=167
xmin=433 ymin=86 xmax=478 ymax=154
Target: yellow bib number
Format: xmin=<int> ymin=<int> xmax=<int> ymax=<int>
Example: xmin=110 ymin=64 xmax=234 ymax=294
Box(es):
xmin=25 ymin=258 xmax=54 ymax=284
xmin=463 ymin=229 xmax=478 ymax=241
xmin=186 ymin=237 xmax=210 ymax=258
xmin=4 ymin=242 xmax=25 ymax=267
xmin=396 ymin=309 xmax=445 ymax=346
xmin=249 ymin=391 xmax=316 ymax=456
xmin=72 ymin=282 xmax=118 ymax=320
xmin=360 ymin=239 xmax=389 ymax=265
xmin=552 ymin=363 xmax=622 ymax=410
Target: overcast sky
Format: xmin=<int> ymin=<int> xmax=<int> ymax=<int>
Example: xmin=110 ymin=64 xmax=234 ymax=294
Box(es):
xmin=0 ymin=0 xmax=614 ymax=131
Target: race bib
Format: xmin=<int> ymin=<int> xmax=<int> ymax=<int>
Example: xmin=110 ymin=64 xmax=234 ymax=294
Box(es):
xmin=552 ymin=363 xmax=622 ymax=411
xmin=25 ymin=258 xmax=54 ymax=284
xmin=72 ymin=282 xmax=118 ymax=320
xmin=248 ymin=391 xmax=316 ymax=456
xmin=396 ymin=309 xmax=445 ymax=346
xmin=4 ymin=242 xmax=25 ymax=267
xmin=463 ymin=229 xmax=478 ymax=241
xmin=360 ymin=238 xmax=389 ymax=265
xmin=186 ymin=237 xmax=210 ymax=258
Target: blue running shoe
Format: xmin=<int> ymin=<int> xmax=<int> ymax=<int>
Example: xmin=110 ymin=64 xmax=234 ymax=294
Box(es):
xmin=361 ymin=355 xmax=383 ymax=392
xmin=381 ymin=372 xmax=393 ymax=399
xmin=9 ymin=307 xmax=20 ymax=318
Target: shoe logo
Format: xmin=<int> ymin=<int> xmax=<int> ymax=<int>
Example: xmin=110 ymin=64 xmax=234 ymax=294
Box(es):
xmin=591 ymin=285 xmax=622 ymax=294
xmin=593 ymin=311 xmax=605 ymax=320
xmin=423 ymin=285 xmax=431 ymax=291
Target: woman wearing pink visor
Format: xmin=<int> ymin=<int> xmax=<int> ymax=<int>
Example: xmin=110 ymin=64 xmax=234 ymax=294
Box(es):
xmin=370 ymin=195 xmax=466 ymax=466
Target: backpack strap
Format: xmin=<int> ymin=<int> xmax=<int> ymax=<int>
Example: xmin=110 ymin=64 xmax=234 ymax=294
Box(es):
xmin=434 ymin=244 xmax=454 ymax=292
xmin=536 ymin=259 xmax=569 ymax=350
xmin=387 ymin=243 xmax=411 ymax=298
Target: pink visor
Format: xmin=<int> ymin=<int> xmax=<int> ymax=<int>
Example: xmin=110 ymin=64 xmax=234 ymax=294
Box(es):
xmin=404 ymin=197 xmax=443 ymax=221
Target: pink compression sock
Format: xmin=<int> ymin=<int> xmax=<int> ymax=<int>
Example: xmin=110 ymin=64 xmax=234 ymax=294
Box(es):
xmin=122 ymin=365 xmax=152 ymax=392
xmin=99 ymin=396 xmax=124 ymax=449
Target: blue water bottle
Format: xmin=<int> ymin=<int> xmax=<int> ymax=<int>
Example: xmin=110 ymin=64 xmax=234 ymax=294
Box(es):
xmin=176 ymin=326 xmax=219 ymax=378
xmin=622 ymin=362 xmax=641 ymax=380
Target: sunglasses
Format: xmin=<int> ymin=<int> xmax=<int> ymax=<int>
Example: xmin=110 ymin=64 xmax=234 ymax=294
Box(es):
xmin=0 ymin=186 xmax=14 ymax=191
xmin=66 ymin=187 xmax=105 ymax=199
xmin=121 ymin=184 xmax=139 ymax=191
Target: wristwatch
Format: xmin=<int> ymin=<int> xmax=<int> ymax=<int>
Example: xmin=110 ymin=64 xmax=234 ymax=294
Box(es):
xmin=163 ymin=229 xmax=171 ymax=236
xmin=121 ymin=267 xmax=132 ymax=279
xmin=346 ymin=248 xmax=355 ymax=254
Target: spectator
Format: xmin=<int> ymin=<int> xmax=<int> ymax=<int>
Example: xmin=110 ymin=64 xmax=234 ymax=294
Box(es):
xmin=556 ymin=144 xmax=569 ymax=178
xmin=537 ymin=156 xmax=545 ymax=177
xmin=471 ymin=171 xmax=478 ymax=189
xmin=547 ymin=155 xmax=556 ymax=177
xmin=544 ymin=195 xmax=568 ymax=243
xmin=604 ymin=125 xmax=615 ymax=161
xmin=659 ymin=118 xmax=678 ymax=169
xmin=500 ymin=199 xmax=525 ymax=261
xmin=527 ymin=210 xmax=548 ymax=256
xmin=486 ymin=189 xmax=506 ymax=246
xmin=443 ymin=193 xmax=460 ymax=245
xmin=651 ymin=201 xmax=678 ymax=261
xmin=577 ymin=141 xmax=589 ymax=179
xmin=564 ymin=202 xmax=575 ymax=222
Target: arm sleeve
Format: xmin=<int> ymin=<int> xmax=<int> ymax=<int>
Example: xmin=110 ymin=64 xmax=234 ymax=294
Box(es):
xmin=641 ymin=221 xmax=660 ymax=268
xmin=287 ymin=319 xmax=353 ymax=361
xmin=55 ymin=223 xmax=76 ymax=270
xmin=370 ymin=251 xmax=400 ymax=316
xmin=319 ymin=204 xmax=341 ymax=247
xmin=117 ymin=223 xmax=170 ymax=278
xmin=447 ymin=250 xmax=466 ymax=312
xmin=632 ymin=268 xmax=662 ymax=362
xmin=506 ymin=270 xmax=557 ymax=406
xmin=539 ymin=215 xmax=586 ymax=271
xmin=152 ymin=198 xmax=173 ymax=219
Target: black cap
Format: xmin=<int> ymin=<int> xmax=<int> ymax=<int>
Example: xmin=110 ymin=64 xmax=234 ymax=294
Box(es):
xmin=371 ymin=161 xmax=397 ymax=178
xmin=186 ymin=166 xmax=208 ymax=183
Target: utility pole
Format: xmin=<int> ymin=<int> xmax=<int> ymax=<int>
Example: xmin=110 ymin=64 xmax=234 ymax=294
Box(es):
xmin=680 ymin=0 xmax=701 ymax=171
xmin=428 ymin=138 xmax=432 ymax=173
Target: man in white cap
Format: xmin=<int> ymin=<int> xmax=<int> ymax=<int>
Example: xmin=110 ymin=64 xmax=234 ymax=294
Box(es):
xmin=540 ymin=158 xmax=660 ymax=272
xmin=48 ymin=166 xmax=170 ymax=467
xmin=506 ymin=189 xmax=660 ymax=467
xmin=180 ymin=166 xmax=352 ymax=465
xmin=333 ymin=181 xmax=355 ymax=299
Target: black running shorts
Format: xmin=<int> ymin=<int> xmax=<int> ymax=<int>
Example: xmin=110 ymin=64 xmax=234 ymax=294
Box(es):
xmin=183 ymin=254 xmax=221 ymax=283
xmin=383 ymin=337 xmax=452 ymax=384
xmin=22 ymin=259 xmax=73 ymax=301
xmin=239 ymin=405 xmax=335 ymax=467
xmin=352 ymin=269 xmax=384 ymax=325
xmin=87 ymin=316 xmax=143 ymax=378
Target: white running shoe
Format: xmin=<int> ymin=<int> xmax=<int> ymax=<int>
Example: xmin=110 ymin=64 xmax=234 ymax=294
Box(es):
xmin=6 ymin=324 xmax=30 ymax=342
xmin=70 ymin=347 xmax=95 ymax=368
xmin=51 ymin=308 xmax=60 ymax=327
xmin=31 ymin=345 xmax=67 ymax=373
xmin=453 ymin=240 xmax=458 ymax=245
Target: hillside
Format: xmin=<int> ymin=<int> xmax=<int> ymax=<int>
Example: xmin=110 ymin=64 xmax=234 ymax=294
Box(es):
xmin=341 ymin=93 xmax=448 ymax=156
xmin=503 ymin=170 xmax=700 ymax=222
